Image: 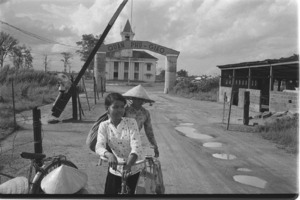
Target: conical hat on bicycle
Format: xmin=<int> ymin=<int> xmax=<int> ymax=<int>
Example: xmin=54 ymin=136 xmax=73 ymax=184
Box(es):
xmin=41 ymin=165 xmax=88 ymax=194
xmin=123 ymin=84 xmax=155 ymax=103
xmin=0 ymin=176 xmax=28 ymax=194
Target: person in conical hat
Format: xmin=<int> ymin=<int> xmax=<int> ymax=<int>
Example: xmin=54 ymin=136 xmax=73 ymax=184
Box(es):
xmin=123 ymin=85 xmax=159 ymax=157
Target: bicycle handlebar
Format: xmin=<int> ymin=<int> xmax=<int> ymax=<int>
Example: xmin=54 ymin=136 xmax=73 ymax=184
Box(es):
xmin=99 ymin=156 xmax=148 ymax=165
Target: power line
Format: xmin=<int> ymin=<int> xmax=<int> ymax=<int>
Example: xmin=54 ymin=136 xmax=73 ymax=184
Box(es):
xmin=0 ymin=20 xmax=80 ymax=50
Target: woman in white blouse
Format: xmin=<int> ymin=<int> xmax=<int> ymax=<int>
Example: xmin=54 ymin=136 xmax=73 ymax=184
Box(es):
xmin=95 ymin=92 xmax=143 ymax=194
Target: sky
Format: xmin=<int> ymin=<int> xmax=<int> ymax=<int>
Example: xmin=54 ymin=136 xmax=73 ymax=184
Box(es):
xmin=0 ymin=0 xmax=298 ymax=76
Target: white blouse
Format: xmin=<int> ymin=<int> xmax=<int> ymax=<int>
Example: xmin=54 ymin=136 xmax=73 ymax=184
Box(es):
xmin=95 ymin=117 xmax=143 ymax=176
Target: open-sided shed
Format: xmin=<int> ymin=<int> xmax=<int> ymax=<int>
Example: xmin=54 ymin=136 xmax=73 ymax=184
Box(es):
xmin=217 ymin=54 xmax=299 ymax=112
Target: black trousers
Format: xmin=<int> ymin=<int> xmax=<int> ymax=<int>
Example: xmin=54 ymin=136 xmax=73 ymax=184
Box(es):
xmin=104 ymin=170 xmax=140 ymax=194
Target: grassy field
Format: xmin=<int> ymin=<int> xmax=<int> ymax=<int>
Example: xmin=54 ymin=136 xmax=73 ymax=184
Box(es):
xmin=0 ymin=67 xmax=59 ymax=140
xmin=256 ymin=115 xmax=298 ymax=154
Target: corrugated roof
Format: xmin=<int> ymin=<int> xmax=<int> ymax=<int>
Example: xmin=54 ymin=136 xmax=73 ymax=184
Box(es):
xmin=217 ymin=54 xmax=299 ymax=69
xmin=106 ymin=50 xmax=158 ymax=60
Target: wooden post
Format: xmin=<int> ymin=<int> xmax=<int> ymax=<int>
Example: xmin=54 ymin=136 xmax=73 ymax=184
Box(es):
xmin=32 ymin=107 xmax=43 ymax=166
xmin=77 ymin=87 xmax=82 ymax=120
xmin=278 ymin=79 xmax=282 ymax=91
xmin=93 ymin=76 xmax=97 ymax=104
xmin=81 ymin=77 xmax=90 ymax=111
xmin=101 ymin=77 xmax=104 ymax=97
xmin=269 ymin=65 xmax=273 ymax=107
xmin=227 ymin=69 xmax=235 ymax=130
xmin=11 ymin=80 xmax=16 ymax=128
xmin=72 ymin=83 xmax=78 ymax=120
xmin=248 ymin=68 xmax=251 ymax=89
xmin=222 ymin=92 xmax=227 ymax=124
xmin=243 ymin=91 xmax=250 ymax=125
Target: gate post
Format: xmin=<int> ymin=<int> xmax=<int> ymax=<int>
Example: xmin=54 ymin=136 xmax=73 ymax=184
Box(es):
xmin=164 ymin=54 xmax=178 ymax=94
xmin=33 ymin=107 xmax=43 ymax=166
xmin=243 ymin=91 xmax=250 ymax=125
xmin=95 ymin=51 xmax=106 ymax=94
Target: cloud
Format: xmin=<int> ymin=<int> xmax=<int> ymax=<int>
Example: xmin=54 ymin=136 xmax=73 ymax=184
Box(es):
xmin=0 ymin=0 xmax=297 ymax=75
xmin=0 ymin=0 xmax=9 ymax=4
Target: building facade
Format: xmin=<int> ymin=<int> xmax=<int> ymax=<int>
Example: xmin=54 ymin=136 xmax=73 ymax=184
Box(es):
xmin=217 ymin=54 xmax=299 ymax=112
xmin=105 ymin=20 xmax=158 ymax=82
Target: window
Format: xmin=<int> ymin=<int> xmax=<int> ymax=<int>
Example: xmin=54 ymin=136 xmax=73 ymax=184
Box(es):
xmin=124 ymin=62 xmax=129 ymax=71
xmin=134 ymin=63 xmax=139 ymax=72
xmin=134 ymin=73 xmax=139 ymax=80
xmin=124 ymin=72 xmax=128 ymax=80
xmin=114 ymin=62 xmax=118 ymax=71
xmin=145 ymin=74 xmax=152 ymax=79
xmin=147 ymin=63 xmax=151 ymax=71
xmin=113 ymin=72 xmax=118 ymax=79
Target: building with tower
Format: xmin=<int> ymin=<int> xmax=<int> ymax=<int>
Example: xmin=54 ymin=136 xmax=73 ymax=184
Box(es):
xmin=105 ymin=20 xmax=158 ymax=82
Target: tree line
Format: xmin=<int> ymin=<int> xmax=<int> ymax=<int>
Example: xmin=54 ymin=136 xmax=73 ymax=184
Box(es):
xmin=0 ymin=31 xmax=101 ymax=73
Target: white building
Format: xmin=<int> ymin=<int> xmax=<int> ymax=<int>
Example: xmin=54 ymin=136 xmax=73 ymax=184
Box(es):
xmin=105 ymin=20 xmax=158 ymax=82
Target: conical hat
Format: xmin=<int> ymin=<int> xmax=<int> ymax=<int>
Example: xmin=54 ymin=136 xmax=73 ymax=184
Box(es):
xmin=123 ymin=85 xmax=154 ymax=103
xmin=41 ymin=165 xmax=88 ymax=194
xmin=0 ymin=176 xmax=28 ymax=194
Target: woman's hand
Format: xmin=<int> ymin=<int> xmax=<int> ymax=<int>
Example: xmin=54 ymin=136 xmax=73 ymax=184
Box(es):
xmin=123 ymin=164 xmax=132 ymax=174
xmin=154 ymin=147 xmax=159 ymax=157
xmin=106 ymin=152 xmax=118 ymax=170
xmin=124 ymin=153 xmax=137 ymax=174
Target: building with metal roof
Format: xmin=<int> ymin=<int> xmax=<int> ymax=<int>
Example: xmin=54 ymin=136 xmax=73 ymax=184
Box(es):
xmin=217 ymin=54 xmax=299 ymax=112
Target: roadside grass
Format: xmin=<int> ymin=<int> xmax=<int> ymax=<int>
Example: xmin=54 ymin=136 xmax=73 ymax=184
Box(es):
xmin=256 ymin=116 xmax=298 ymax=154
xmin=172 ymin=87 xmax=219 ymax=102
xmin=0 ymin=67 xmax=58 ymax=140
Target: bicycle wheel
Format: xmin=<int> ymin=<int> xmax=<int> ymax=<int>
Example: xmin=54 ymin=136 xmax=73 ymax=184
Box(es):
xmin=30 ymin=159 xmax=77 ymax=194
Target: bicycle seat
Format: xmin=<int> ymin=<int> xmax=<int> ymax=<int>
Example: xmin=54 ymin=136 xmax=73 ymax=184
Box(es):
xmin=20 ymin=152 xmax=46 ymax=160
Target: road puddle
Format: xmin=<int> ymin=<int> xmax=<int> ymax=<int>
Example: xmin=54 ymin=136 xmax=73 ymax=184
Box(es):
xmin=203 ymin=142 xmax=222 ymax=148
xmin=212 ymin=153 xmax=236 ymax=160
xmin=179 ymin=123 xmax=194 ymax=126
xmin=233 ymin=175 xmax=267 ymax=189
xmin=175 ymin=126 xmax=213 ymax=140
xmin=237 ymin=168 xmax=252 ymax=172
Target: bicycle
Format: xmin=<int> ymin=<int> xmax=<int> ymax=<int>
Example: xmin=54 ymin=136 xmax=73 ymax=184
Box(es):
xmin=0 ymin=151 xmax=77 ymax=194
xmin=99 ymin=155 xmax=152 ymax=194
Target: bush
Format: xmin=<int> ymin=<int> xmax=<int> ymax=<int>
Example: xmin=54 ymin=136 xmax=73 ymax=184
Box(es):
xmin=173 ymin=75 xmax=220 ymax=101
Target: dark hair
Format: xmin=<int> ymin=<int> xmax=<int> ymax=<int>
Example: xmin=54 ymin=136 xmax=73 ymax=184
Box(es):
xmin=105 ymin=93 xmax=126 ymax=110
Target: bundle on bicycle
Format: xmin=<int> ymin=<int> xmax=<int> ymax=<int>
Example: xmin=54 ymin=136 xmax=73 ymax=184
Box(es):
xmin=0 ymin=151 xmax=84 ymax=194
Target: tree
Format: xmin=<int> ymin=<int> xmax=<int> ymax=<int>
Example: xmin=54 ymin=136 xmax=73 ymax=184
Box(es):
xmin=43 ymin=54 xmax=51 ymax=72
xmin=61 ymin=52 xmax=72 ymax=73
xmin=0 ymin=31 xmax=19 ymax=68
xmin=10 ymin=45 xmax=33 ymax=69
xmin=177 ymin=69 xmax=188 ymax=77
xmin=23 ymin=47 xmax=33 ymax=68
xmin=159 ymin=69 xmax=165 ymax=80
xmin=76 ymin=34 xmax=101 ymax=73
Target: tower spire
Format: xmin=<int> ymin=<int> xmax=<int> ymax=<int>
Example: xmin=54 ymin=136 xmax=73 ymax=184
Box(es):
xmin=121 ymin=19 xmax=135 ymax=41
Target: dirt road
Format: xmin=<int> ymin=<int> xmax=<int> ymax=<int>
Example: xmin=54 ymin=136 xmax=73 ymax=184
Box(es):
xmin=0 ymin=82 xmax=297 ymax=195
